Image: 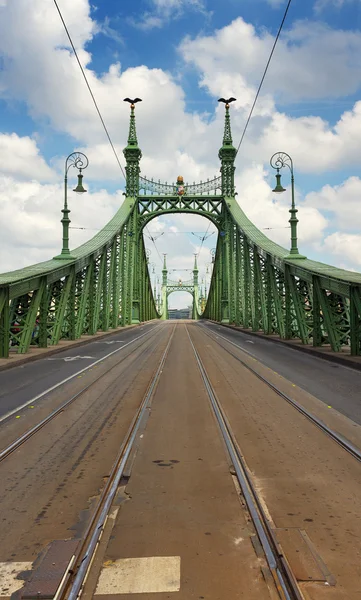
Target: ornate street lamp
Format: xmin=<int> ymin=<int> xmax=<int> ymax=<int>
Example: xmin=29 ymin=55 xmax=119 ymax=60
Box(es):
xmin=54 ymin=152 xmax=89 ymax=260
xmin=270 ymin=152 xmax=306 ymax=259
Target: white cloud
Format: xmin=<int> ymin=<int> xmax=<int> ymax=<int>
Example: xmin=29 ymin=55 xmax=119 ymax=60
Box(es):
xmin=267 ymin=0 xmax=287 ymax=6
xmin=322 ymin=231 xmax=361 ymax=266
xmin=0 ymin=133 xmax=55 ymax=181
xmin=180 ymin=18 xmax=361 ymax=102
xmin=304 ymin=176 xmax=361 ymax=231
xmin=0 ymin=173 xmax=125 ymax=272
xmin=235 ymin=164 xmax=328 ymax=250
xmin=314 ymin=0 xmax=353 ymax=13
xmin=129 ymin=0 xmax=209 ymax=30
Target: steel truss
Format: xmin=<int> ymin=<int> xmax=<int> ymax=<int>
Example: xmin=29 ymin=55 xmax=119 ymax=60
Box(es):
xmin=1 ymin=104 xmax=361 ymax=356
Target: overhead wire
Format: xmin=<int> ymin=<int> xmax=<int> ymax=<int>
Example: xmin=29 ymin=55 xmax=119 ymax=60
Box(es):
xmin=235 ymin=0 xmax=293 ymax=155
xmin=53 ymin=0 xmax=127 ymax=182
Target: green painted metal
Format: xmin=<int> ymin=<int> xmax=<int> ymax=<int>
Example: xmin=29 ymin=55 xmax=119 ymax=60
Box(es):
xmin=1 ymin=103 xmax=361 ymax=357
xmin=160 ymin=254 xmax=201 ymax=319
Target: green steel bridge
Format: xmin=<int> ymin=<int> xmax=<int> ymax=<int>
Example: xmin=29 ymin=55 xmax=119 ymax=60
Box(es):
xmin=161 ymin=255 xmax=201 ymax=321
xmin=1 ymin=104 xmax=361 ymax=358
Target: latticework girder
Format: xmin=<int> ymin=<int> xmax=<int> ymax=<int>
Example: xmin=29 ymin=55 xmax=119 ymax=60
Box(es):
xmin=1 ymin=103 xmax=361 ymax=356
xmin=0 ymin=197 xmax=159 ymax=357
xmin=203 ymin=195 xmax=361 ymax=355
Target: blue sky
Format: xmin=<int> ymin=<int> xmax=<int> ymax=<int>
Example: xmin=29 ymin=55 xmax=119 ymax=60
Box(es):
xmin=1 ymin=0 xmax=361 ymax=307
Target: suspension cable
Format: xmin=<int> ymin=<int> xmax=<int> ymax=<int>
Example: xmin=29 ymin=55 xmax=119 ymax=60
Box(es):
xmin=235 ymin=0 xmax=293 ymax=155
xmin=53 ymin=0 xmax=127 ymax=182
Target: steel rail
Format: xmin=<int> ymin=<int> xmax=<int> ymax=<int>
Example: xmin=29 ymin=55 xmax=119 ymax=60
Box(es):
xmin=0 ymin=324 xmax=166 ymax=463
xmin=61 ymin=324 xmax=176 ymax=600
xmin=200 ymin=324 xmax=361 ymax=463
xmin=186 ymin=326 xmax=303 ymax=600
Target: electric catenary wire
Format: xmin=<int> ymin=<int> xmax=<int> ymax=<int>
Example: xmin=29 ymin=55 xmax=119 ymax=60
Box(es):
xmin=53 ymin=0 xmax=127 ymax=182
xmin=235 ymin=0 xmax=293 ymax=156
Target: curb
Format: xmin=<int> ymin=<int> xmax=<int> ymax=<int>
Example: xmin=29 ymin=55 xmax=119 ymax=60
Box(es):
xmin=207 ymin=321 xmax=361 ymax=373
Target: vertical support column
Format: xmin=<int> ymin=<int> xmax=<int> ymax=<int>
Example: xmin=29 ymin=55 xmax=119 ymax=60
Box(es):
xmin=112 ymin=236 xmax=121 ymax=329
xmin=221 ymin=222 xmax=230 ymax=324
xmin=92 ymin=252 xmax=106 ymax=333
xmin=88 ymin=258 xmax=95 ymax=334
xmin=38 ymin=279 xmax=49 ymax=348
xmin=284 ymin=264 xmax=292 ymax=339
xmin=76 ymin=262 xmax=93 ymax=338
xmin=243 ymin=238 xmax=251 ymax=329
xmin=68 ymin=268 xmax=76 ymax=341
xmin=51 ymin=271 xmax=75 ymax=345
xmin=0 ymin=287 xmax=10 ymax=358
xmin=131 ymin=208 xmax=140 ymax=324
xmin=228 ymin=223 xmax=236 ymax=324
xmin=120 ymin=227 xmax=126 ymax=327
xmin=265 ymin=256 xmax=273 ymax=335
xmin=313 ymin=277 xmax=341 ymax=352
xmin=312 ymin=276 xmax=322 ymax=347
xmin=350 ymin=286 xmax=361 ymax=356
xmin=234 ymin=229 xmax=241 ymax=326
xmin=252 ymin=248 xmax=264 ymax=332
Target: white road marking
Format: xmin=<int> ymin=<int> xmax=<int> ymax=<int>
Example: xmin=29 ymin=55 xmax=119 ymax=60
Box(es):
xmin=47 ymin=355 xmax=95 ymax=362
xmin=95 ymin=556 xmax=181 ymax=595
xmin=245 ymin=340 xmax=255 ymax=344
xmin=0 ymin=326 xmax=160 ymax=424
xmin=0 ymin=562 xmax=32 ymax=596
xmin=93 ymin=340 xmax=125 ymax=344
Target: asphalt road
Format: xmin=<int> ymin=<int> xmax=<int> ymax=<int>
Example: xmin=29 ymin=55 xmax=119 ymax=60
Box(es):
xmin=0 ymin=322 xmax=162 ymax=421
xmin=202 ymin=321 xmax=361 ymax=425
xmin=1 ymin=322 xmax=360 ymax=599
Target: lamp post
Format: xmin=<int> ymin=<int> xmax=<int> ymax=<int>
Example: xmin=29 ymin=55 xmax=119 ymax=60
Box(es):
xmin=270 ymin=152 xmax=306 ymax=259
xmin=54 ymin=152 xmax=89 ymax=260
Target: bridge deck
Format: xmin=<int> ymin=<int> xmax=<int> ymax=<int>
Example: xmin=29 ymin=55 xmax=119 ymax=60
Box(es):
xmin=0 ymin=322 xmax=360 ymax=599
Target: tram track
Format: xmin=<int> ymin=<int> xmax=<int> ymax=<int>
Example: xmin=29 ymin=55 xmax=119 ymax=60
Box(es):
xmin=186 ymin=325 xmax=303 ymax=600
xmin=53 ymin=324 xmax=176 ymax=600
xmin=200 ymin=323 xmax=361 ymax=463
xmin=0 ymin=323 xmax=166 ymax=463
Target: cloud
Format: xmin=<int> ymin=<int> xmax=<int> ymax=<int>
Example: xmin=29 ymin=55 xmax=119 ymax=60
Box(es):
xmin=304 ymin=176 xmax=361 ymax=231
xmin=95 ymin=16 xmax=124 ymax=45
xmin=0 ymin=133 xmax=55 ymax=181
xmin=322 ymin=231 xmax=361 ymax=266
xmin=129 ymin=0 xmax=210 ymax=30
xmin=180 ymin=18 xmax=361 ymax=102
xmin=267 ymin=0 xmax=287 ymax=6
xmin=314 ymin=0 xmax=353 ymax=13
xmin=0 ymin=173 xmax=125 ymax=272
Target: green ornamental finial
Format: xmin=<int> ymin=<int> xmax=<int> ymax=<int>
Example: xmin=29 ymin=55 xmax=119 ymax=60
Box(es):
xmin=223 ymin=104 xmax=233 ymax=145
xmin=128 ymin=105 xmax=138 ymax=146
xmin=218 ymin=97 xmax=237 ymax=197
xmin=123 ymin=98 xmax=143 ymax=197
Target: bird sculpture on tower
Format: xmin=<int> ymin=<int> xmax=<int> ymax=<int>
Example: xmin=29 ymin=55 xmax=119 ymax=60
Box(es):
xmin=218 ymin=97 xmax=237 ymax=108
xmin=123 ymin=98 xmax=143 ymax=108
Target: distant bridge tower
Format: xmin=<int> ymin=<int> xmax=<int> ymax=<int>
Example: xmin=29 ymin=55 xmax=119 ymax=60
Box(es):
xmin=161 ymin=254 xmax=168 ymax=320
xmin=192 ymin=254 xmax=200 ymax=320
xmin=160 ymin=254 xmax=200 ymax=320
